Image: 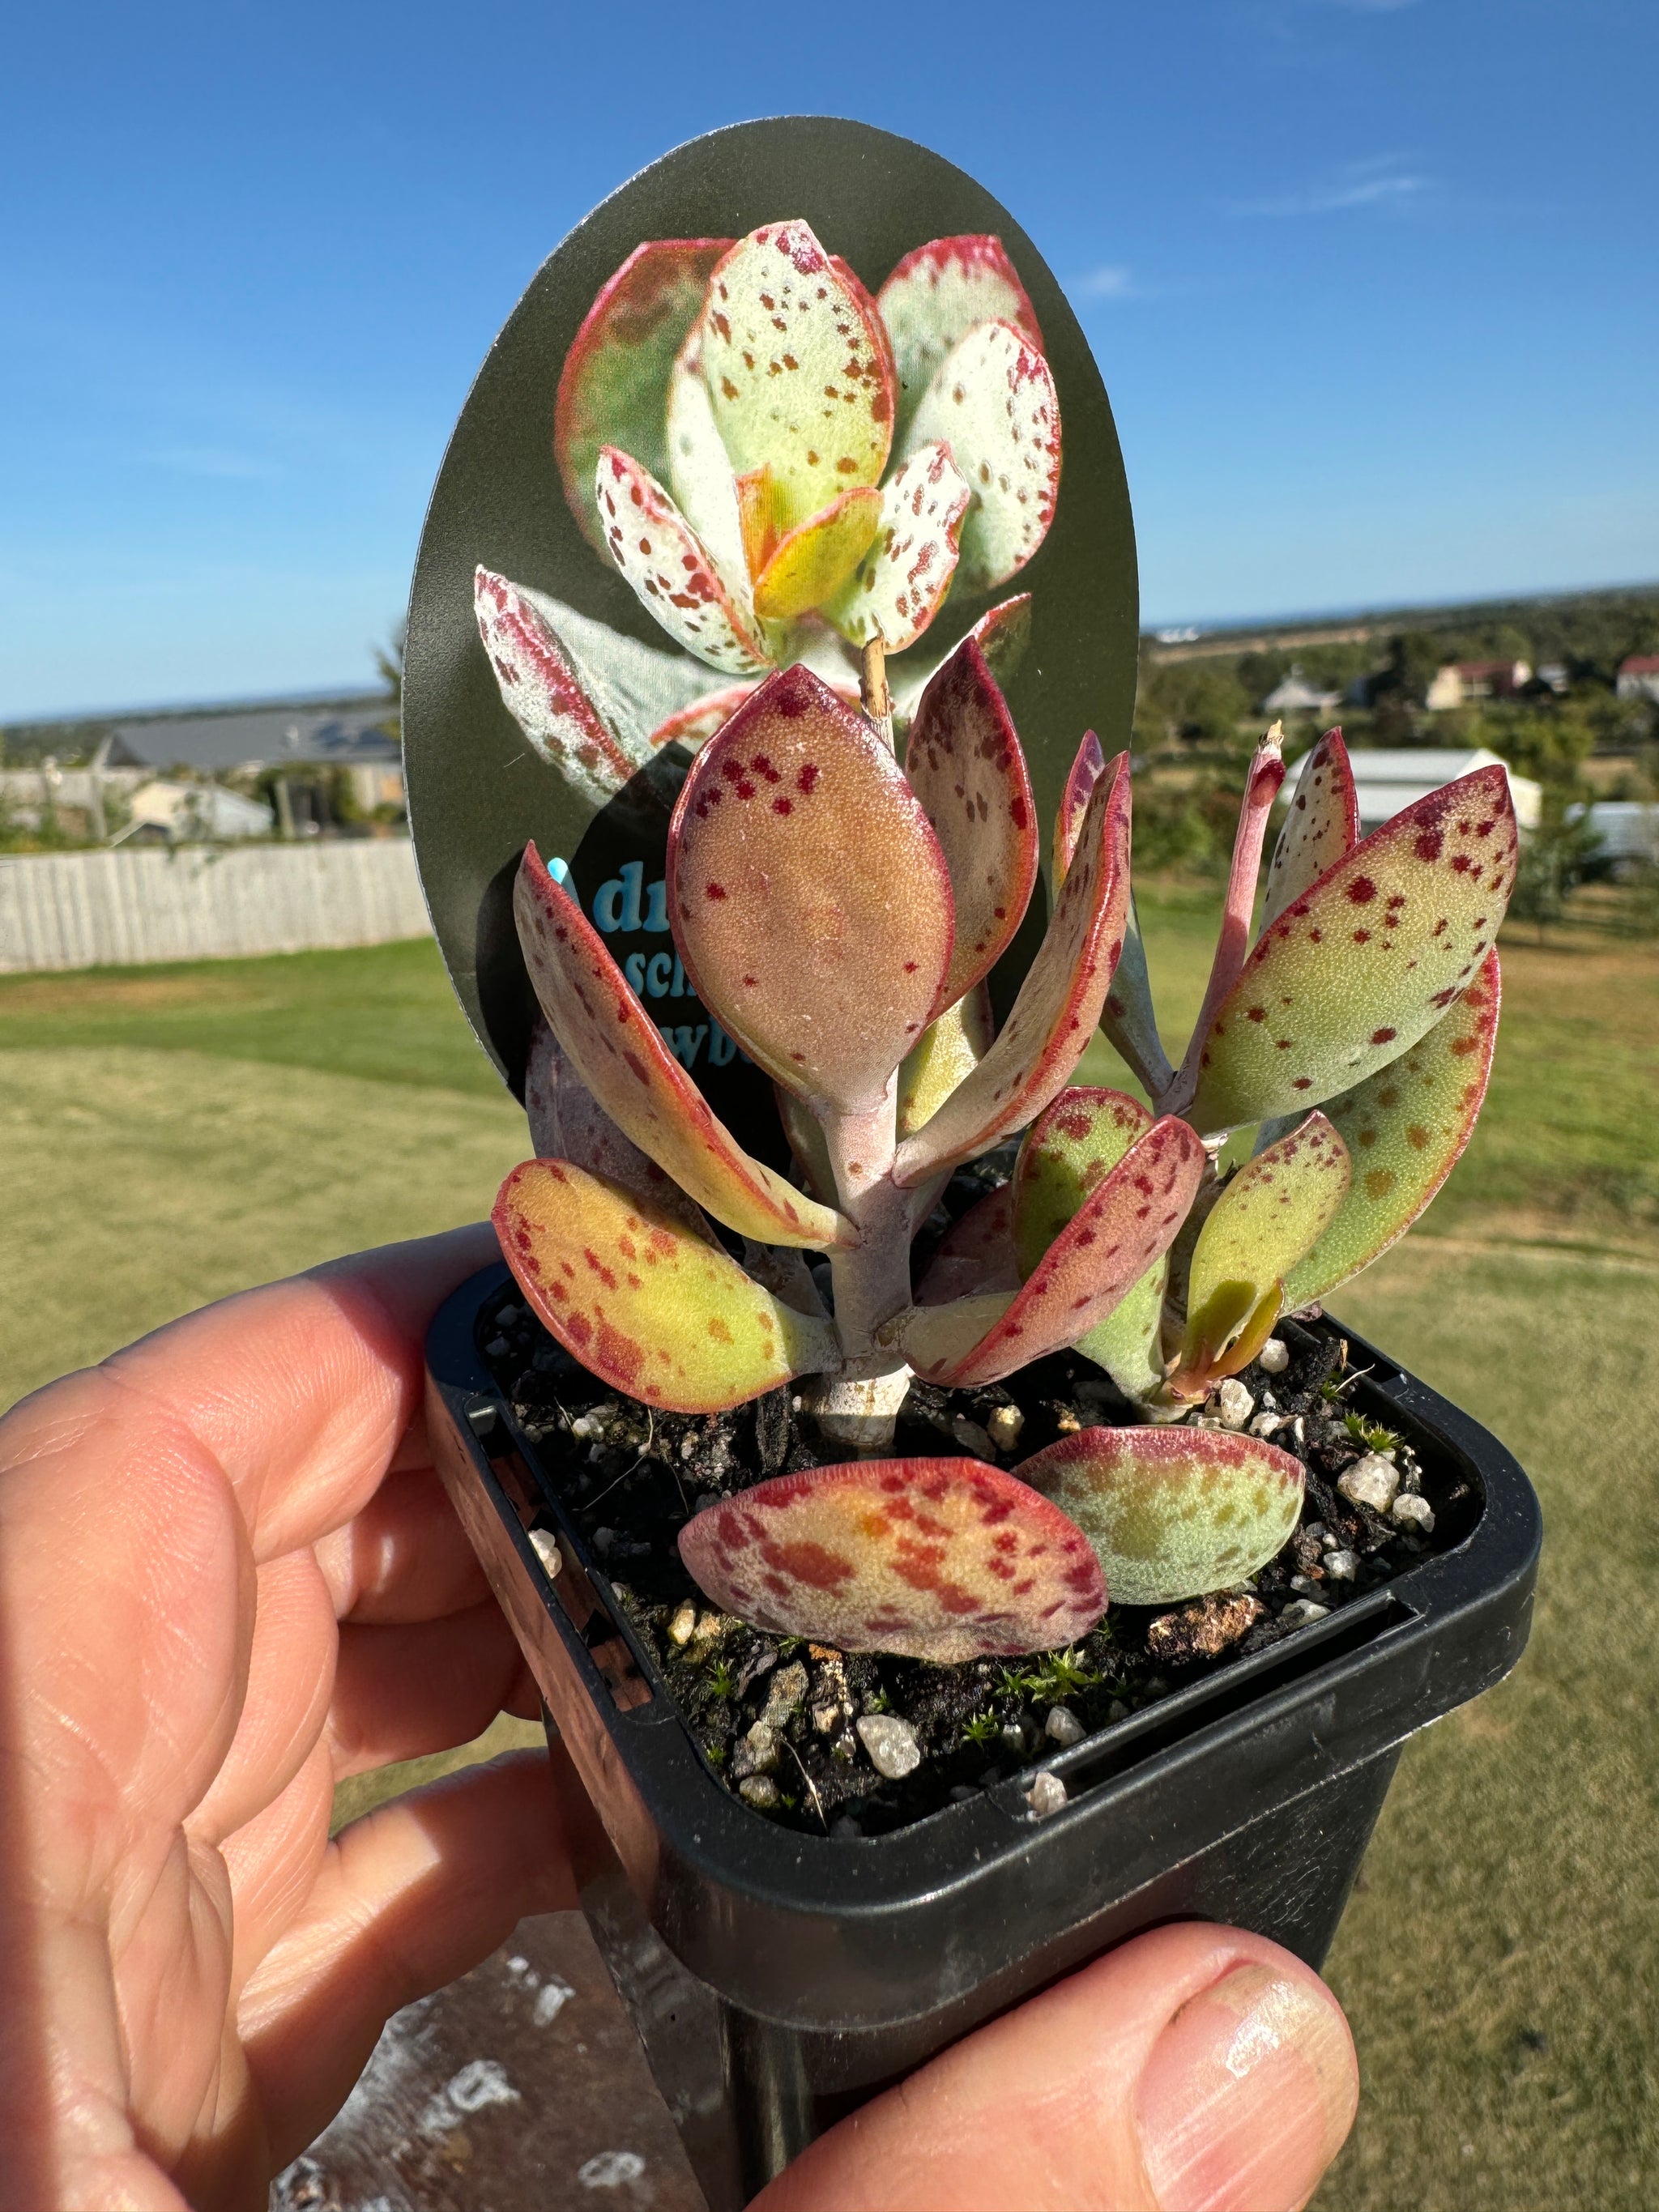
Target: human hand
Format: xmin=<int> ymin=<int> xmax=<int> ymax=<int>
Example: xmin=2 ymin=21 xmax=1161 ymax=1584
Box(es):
xmin=0 ymin=1230 xmax=1358 ymax=2212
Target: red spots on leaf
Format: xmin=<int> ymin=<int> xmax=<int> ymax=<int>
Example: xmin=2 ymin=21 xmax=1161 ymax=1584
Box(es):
xmin=772 ymin=796 xmax=792 ymax=815
xmin=1353 ymin=928 xmax=1371 ymax=944
xmin=1294 ymin=1076 xmax=1313 ymax=1090
xmin=705 ymin=882 xmax=727 ymax=900
xmin=1371 ymin=1026 xmax=1397 ymax=1046
xmin=797 ymin=761 xmax=819 ymax=791
xmin=1347 ymin=876 xmax=1377 ymax=904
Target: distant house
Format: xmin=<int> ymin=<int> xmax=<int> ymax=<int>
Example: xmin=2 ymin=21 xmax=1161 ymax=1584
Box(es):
xmin=1261 ymin=666 xmax=1341 ymax=718
xmin=1322 ymin=747 xmax=1542 ymax=835
xmin=1424 ymin=660 xmax=1533 ymax=710
xmin=1615 ymin=654 xmax=1659 ymax=704
xmin=109 ymin=698 xmax=403 ymax=815
xmin=1576 ymin=800 xmax=1659 ymax=872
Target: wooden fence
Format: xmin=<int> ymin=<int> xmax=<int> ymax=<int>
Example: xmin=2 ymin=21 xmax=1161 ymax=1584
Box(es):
xmin=0 ymin=841 xmax=433 ymax=972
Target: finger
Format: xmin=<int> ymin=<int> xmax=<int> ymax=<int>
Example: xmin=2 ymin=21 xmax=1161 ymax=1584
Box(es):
xmin=237 ymin=1747 xmax=583 ymax=2170
xmin=757 ymin=1921 xmax=1358 ymax=2212
xmin=219 ymin=1738 xmax=338 ymax=1993
xmin=326 ymin=1600 xmax=535 ymax=1779
xmin=186 ymin=1549 xmax=337 ymax=1847
xmin=312 ymin=1464 xmax=492 ymax=1626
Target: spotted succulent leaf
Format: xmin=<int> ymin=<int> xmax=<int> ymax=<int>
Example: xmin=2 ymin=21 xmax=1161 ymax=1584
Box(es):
xmin=1188 ymin=767 xmax=1519 ymax=1135
xmin=877 ymin=234 xmax=1044 ymax=447
xmin=897 ymin=982 xmax=994 ymax=1138
xmin=667 ymin=665 xmax=954 ymax=1112
xmin=892 ymin=592 xmax=1036 ymax=725
xmin=1260 ymin=727 xmax=1359 ymax=936
xmin=554 ymin=238 xmax=731 ymax=554
xmin=1280 ymin=951 xmax=1501 ymax=1309
xmin=1011 ymin=1086 xmax=1151 ymax=1269
xmin=915 ymin=1181 xmax=1020 ymax=1306
xmin=821 ymin=441 xmax=970 ymax=653
xmin=1053 ymin=731 xmax=1105 ymax=887
xmin=904 ymin=637 xmax=1038 ymax=1005
xmin=701 ymin=221 xmax=894 ymax=535
xmin=595 ymin=449 xmax=770 ymax=676
xmin=752 ymin=486 xmax=884 ymax=620
xmin=495 ymin=1161 xmax=837 ymax=1413
xmin=1019 ymin=1427 xmax=1305 ymax=1608
xmin=901 ymin=1115 xmax=1205 ymax=1385
xmin=894 ymin=753 xmax=1132 ymax=1184
xmin=644 ymin=683 xmax=758 ymax=755
xmin=523 ymin=1016 xmax=708 ymax=1238
xmin=678 ymin=1457 xmax=1105 ymax=1661
xmin=902 ymin=319 xmax=1060 ymax=595
xmin=664 ymin=326 xmax=749 ymax=587
xmin=515 ymin=845 xmax=852 ymax=1250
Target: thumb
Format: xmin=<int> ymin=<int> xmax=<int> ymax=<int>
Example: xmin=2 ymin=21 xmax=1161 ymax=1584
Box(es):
xmin=756 ymin=1922 xmax=1358 ymax=2212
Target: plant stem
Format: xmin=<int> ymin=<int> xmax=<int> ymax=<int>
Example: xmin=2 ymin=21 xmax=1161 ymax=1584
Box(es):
xmin=859 ymin=633 xmax=894 ymax=751
xmin=1162 ymin=723 xmax=1286 ymax=1119
xmin=809 ymin=1091 xmax=914 ymax=1447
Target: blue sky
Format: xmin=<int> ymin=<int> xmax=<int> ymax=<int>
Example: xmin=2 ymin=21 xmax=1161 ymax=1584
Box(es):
xmin=3 ymin=0 xmax=1654 ymax=718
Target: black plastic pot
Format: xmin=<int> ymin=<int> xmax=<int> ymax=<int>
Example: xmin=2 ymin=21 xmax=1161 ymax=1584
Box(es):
xmin=427 ymin=1262 xmax=1540 ymax=2212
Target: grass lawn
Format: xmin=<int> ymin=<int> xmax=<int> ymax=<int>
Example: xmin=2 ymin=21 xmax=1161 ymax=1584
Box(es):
xmin=3 ymin=911 xmax=1656 ymax=2206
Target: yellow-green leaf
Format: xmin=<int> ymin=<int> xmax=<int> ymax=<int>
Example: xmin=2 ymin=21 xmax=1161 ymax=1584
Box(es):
xmin=752 ymin=486 xmax=884 ymax=620
xmin=821 ymin=440 xmax=970 ymax=654
xmin=897 ymin=984 xmax=993 ymax=1138
xmin=1260 ymin=726 xmax=1359 ymax=935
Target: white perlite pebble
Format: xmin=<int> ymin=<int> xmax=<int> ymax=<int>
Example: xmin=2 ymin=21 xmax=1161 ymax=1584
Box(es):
xmin=1027 ymin=1771 xmax=1068 ymax=1816
xmin=1392 ymin=1493 xmax=1436 ymax=1531
xmin=1214 ymin=1379 xmax=1255 ymax=1429
xmin=528 ymin=1527 xmax=563 ymax=1579
xmin=1250 ymin=1411 xmax=1286 ymax=1438
xmin=857 ymin=1713 xmax=923 ymax=1779
xmin=667 ymin=1600 xmax=697 ymax=1645
xmin=1258 ymin=1337 xmax=1291 ymax=1375
xmin=1324 ymin=1549 xmax=1359 ymax=1582
xmin=1338 ymin=1452 xmax=1401 ymax=1513
xmin=1045 ymin=1705 xmax=1085 ymax=1746
xmin=987 ymin=1403 xmax=1026 ymax=1451
xmin=1279 ymin=1599 xmax=1331 ymax=1628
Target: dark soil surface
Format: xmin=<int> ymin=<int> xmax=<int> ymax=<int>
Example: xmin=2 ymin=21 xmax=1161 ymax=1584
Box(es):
xmin=480 ymin=1175 xmax=1466 ymax=1838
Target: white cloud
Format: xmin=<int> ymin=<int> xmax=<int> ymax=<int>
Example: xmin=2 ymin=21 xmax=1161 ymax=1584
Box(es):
xmin=1075 ymin=264 xmax=1137 ymax=299
xmin=1231 ymin=154 xmax=1432 ymax=217
xmin=142 ymin=445 xmax=284 ymax=482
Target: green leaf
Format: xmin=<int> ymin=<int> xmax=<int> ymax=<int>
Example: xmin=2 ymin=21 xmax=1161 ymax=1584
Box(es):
xmin=678 ymin=1457 xmax=1106 ymax=1663
xmin=1282 ymin=950 xmax=1501 ymax=1308
xmin=876 ymin=234 xmax=1044 ymax=447
xmin=752 ymin=486 xmax=884 ymax=620
xmin=894 ymin=753 xmax=1132 ymax=1184
xmin=1073 ymin=1265 xmax=1170 ymax=1404
xmin=1260 ymin=727 xmax=1358 ymax=935
xmin=555 ymin=238 xmax=731 ymax=555
xmin=904 ymin=636 xmax=1038 ymax=1004
xmin=1019 ymin=1427 xmax=1305 ymax=1607
xmin=595 ymin=448 xmax=771 ymax=677
xmin=667 ymin=665 xmax=954 ymax=1113
xmin=664 ymin=325 xmax=749 ymax=586
xmin=897 ymin=983 xmax=993 ymax=1138
xmin=821 ymin=440 xmax=970 ymax=653
xmin=701 ymin=221 xmax=894 ymax=534
xmin=1188 ymin=765 xmax=1520 ymax=1134
xmin=514 ymin=845 xmax=853 ymax=1251
xmin=1102 ymin=896 xmax=1175 ymax=1101
xmin=901 ymin=319 xmax=1060 ymax=594
xmin=494 ymin=1160 xmax=838 ymax=1413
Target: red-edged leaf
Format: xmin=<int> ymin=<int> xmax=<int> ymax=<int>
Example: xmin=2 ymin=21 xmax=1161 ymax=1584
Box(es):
xmin=701 ymin=221 xmax=894 ymax=533
xmin=1189 ymin=766 xmax=1520 ymax=1134
xmin=901 ymin=1115 xmax=1205 ymax=1385
xmin=877 ymin=236 xmax=1043 ymax=446
xmin=667 ymin=665 xmax=954 ymax=1112
xmin=678 ymin=1458 xmax=1105 ymax=1661
xmin=902 ymin=319 xmax=1060 ymax=594
xmin=1020 ymin=1426 xmax=1305 ymax=1607
xmin=821 ymin=440 xmax=970 ymax=654
xmin=1053 ymin=731 xmax=1105 ymax=886
xmin=523 ymin=1016 xmax=708 ymax=1237
xmin=1260 ymin=727 xmax=1360 ymax=935
xmin=915 ymin=1182 xmax=1020 ymax=1305
xmin=894 ymin=753 xmax=1132 ymax=1184
xmin=515 ymin=845 xmax=851 ymax=1250
xmin=596 ymin=449 xmax=770 ymax=677
xmin=889 ymin=592 xmax=1034 ymax=725
xmin=555 ymin=239 xmax=730 ymax=554
xmin=495 ymin=1161 xmax=836 ymax=1413
xmin=475 ymin=568 xmax=642 ymax=804
xmin=752 ymin=486 xmax=884 ymax=620
xmin=664 ymin=324 xmax=749 ymax=586
xmin=903 ymin=636 xmax=1038 ymax=1005
xmin=1282 ymin=951 xmax=1501 ymax=1307
xmin=646 ymin=683 xmax=759 ymax=754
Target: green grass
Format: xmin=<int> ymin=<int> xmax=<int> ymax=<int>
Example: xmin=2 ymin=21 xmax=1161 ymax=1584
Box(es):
xmin=4 ymin=912 xmax=1657 ymax=2204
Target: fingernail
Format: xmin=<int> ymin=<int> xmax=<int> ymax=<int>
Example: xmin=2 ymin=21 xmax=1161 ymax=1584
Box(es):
xmin=1135 ymin=1962 xmax=1356 ymax=2212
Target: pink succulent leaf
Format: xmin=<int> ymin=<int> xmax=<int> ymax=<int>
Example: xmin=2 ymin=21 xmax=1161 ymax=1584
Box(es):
xmin=1019 ymin=1427 xmax=1305 ymax=1608
xmin=554 ymin=239 xmax=731 ymax=556
xmin=1053 ymin=731 xmax=1106 ymax=887
xmin=901 ymin=320 xmax=1060 ymax=595
xmin=752 ymin=486 xmax=885 ymax=620
xmin=664 ymin=324 xmax=750 ymax=587
xmin=902 ymin=1115 xmax=1205 ymax=1386
xmin=514 ymin=844 xmax=852 ymax=1251
xmin=678 ymin=1457 xmax=1105 ymax=1661
xmin=897 ymin=982 xmax=994 ymax=1140
xmin=1011 ymin=1085 xmax=1152 ymax=1272
xmin=1101 ymin=897 xmax=1175 ymax=1101
xmin=1260 ymin=727 xmax=1360 ymax=936
xmin=596 ymin=448 xmax=771 ymax=677
xmin=889 ymin=593 xmax=1036 ymax=727
xmin=1282 ymin=950 xmax=1501 ymax=1309
xmin=915 ymin=1182 xmax=1020 ymax=1306
xmin=1188 ymin=765 xmax=1520 ymax=1135
xmin=646 ymin=682 xmax=761 ymax=756
xmin=701 ymin=222 xmax=895 ymax=535
xmin=667 ymin=665 xmax=955 ymax=1113
xmin=893 ymin=753 xmax=1132 ymax=1185
xmin=821 ymin=440 xmax=970 ymax=654
xmin=476 ymin=569 xmax=714 ymax=809
xmin=903 ymin=637 xmax=1039 ymax=1006
xmin=523 ymin=1016 xmax=710 ymax=1238
xmin=494 ymin=1160 xmax=838 ymax=1413
xmin=877 ymin=234 xmax=1044 ymax=448
xmin=1176 ymin=1112 xmax=1350 ymax=1392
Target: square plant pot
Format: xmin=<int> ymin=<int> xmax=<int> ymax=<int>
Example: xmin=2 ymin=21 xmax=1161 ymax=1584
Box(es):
xmin=426 ymin=1260 xmax=1540 ymax=2212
